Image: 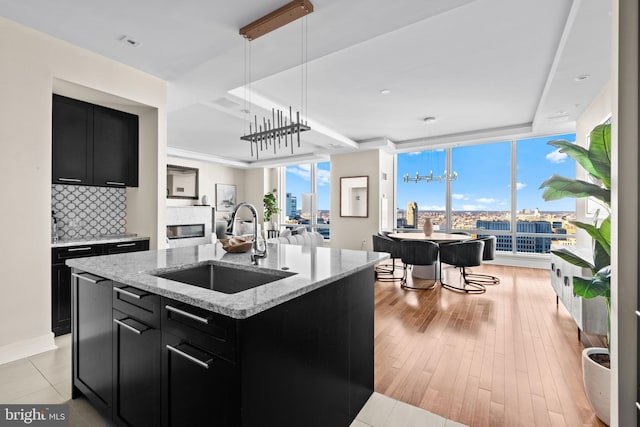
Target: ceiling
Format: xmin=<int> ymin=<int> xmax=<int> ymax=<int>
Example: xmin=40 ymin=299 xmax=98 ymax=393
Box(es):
xmin=0 ymin=0 xmax=611 ymax=168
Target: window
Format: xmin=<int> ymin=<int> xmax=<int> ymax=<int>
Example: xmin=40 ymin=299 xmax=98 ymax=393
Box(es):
xmin=284 ymin=162 xmax=331 ymax=240
xmin=515 ymin=134 xmax=577 ymax=253
xmin=396 ymin=133 xmax=576 ymax=255
xmin=451 ymin=141 xmax=511 ymax=232
xmin=396 ymin=150 xmax=446 ymax=230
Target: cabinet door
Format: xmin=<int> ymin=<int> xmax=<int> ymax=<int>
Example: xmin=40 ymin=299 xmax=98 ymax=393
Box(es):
xmin=52 ymin=264 xmax=71 ymax=336
xmin=113 ymin=310 xmax=160 ymax=427
xmin=52 ymin=95 xmax=93 ymax=185
xmin=161 ymin=333 xmax=239 ymax=427
xmin=103 ymin=239 xmax=149 ymax=255
xmin=93 ymin=105 xmax=138 ymax=187
xmin=72 ymin=271 xmax=113 ymax=415
xmin=549 ymin=255 xmax=562 ymax=298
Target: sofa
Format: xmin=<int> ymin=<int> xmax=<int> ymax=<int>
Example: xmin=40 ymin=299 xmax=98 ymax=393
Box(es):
xmin=267 ymin=227 xmax=325 ymax=246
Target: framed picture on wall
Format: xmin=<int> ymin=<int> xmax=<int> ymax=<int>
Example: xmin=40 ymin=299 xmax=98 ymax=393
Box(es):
xmin=216 ymin=184 xmax=236 ymax=212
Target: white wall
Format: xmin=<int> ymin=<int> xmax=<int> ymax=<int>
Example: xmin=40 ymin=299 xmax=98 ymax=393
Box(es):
xmin=166 ymin=156 xmax=245 ymax=221
xmin=612 ymin=0 xmax=638 ymax=424
xmin=575 ymin=81 xmax=613 ymax=247
xmin=331 ymin=150 xmax=385 ymax=250
xmin=0 ymin=16 xmax=166 ymax=362
xmin=379 ymin=151 xmax=395 ymax=231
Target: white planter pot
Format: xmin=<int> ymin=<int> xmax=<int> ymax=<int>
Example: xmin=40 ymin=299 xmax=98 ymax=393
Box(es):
xmin=582 ymin=347 xmax=610 ymax=426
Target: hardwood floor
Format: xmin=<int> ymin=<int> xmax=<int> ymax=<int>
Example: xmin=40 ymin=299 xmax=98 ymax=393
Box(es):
xmin=374 ymin=263 xmax=607 ymax=427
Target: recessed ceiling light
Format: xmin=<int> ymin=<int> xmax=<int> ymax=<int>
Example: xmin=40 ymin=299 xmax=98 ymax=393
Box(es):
xmin=423 ymin=116 xmax=436 ymax=122
xmin=380 ymin=89 xmax=391 ymax=95
xmin=575 ymin=74 xmax=590 ymax=82
xmin=118 ymin=35 xmax=140 ymax=47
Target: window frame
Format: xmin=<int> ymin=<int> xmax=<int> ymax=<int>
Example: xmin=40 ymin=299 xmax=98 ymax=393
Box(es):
xmin=396 ymin=136 xmax=577 ymax=256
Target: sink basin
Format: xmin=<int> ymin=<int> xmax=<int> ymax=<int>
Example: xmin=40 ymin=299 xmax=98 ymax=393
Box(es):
xmin=153 ymin=263 xmax=295 ymax=294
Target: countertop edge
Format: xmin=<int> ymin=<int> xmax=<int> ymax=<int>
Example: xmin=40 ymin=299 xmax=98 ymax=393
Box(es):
xmin=53 ymin=235 xmax=150 ymax=248
xmin=67 ymin=245 xmax=387 ymax=319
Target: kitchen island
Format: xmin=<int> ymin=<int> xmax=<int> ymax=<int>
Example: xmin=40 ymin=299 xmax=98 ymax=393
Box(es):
xmin=67 ymin=242 xmax=387 ymax=427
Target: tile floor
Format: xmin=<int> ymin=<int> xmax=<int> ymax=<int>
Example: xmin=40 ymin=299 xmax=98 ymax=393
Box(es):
xmin=0 ymin=335 xmax=466 ymax=426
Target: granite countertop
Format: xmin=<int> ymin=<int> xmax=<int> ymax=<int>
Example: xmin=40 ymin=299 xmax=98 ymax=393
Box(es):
xmin=52 ymin=234 xmax=149 ymax=248
xmin=67 ymin=243 xmax=388 ymax=319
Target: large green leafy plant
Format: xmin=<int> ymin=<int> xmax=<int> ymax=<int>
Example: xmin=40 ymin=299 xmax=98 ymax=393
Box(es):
xmin=539 ymin=123 xmax=612 ymax=342
xmin=263 ymin=189 xmax=281 ymax=223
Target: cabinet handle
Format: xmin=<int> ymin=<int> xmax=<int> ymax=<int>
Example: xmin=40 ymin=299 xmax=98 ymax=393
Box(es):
xmin=555 ymin=269 xmax=561 ymax=278
xmin=563 ymin=276 xmax=570 ymax=287
xmin=113 ymin=287 xmax=147 ymax=299
xmin=113 ymin=318 xmax=149 ymax=335
xmin=635 ymin=310 xmax=640 ymax=318
xmin=550 ymin=263 xmax=555 ymax=271
xmin=58 ymin=177 xmax=81 ymax=183
xmin=636 ymin=401 xmax=640 ymax=411
xmin=166 ymin=344 xmax=211 ymax=369
xmin=68 ymin=247 xmax=92 ymax=252
xmin=106 ymin=181 xmax=126 ymax=186
xmin=71 ymin=272 xmax=107 ymax=284
xmin=165 ymin=305 xmax=210 ymax=324
xmin=116 ymin=243 xmax=137 ymax=248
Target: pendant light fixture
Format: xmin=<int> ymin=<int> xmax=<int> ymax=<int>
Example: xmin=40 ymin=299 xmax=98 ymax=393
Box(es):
xmin=239 ymin=0 xmax=313 ymax=160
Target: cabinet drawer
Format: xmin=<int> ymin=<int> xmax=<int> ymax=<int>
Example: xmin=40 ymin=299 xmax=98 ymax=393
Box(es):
xmin=113 ymin=283 xmax=160 ymax=328
xmin=53 ymin=245 xmax=102 ymax=263
xmin=103 ymin=239 xmax=149 ymax=255
xmin=161 ymin=298 xmax=236 ymax=362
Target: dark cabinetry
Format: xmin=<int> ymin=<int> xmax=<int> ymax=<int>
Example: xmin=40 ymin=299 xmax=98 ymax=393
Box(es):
xmin=112 ymin=283 xmax=160 ymax=427
xmin=161 ymin=300 xmax=239 ymax=427
xmin=52 ymin=95 xmax=92 ymax=185
xmin=52 ymin=239 xmax=149 ymax=336
xmin=72 ymin=272 xmax=113 ymax=417
xmin=72 ymin=268 xmax=374 ymax=427
xmin=52 ymin=94 xmax=139 ymax=187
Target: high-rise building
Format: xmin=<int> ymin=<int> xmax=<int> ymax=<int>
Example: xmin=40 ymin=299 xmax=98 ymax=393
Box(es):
xmin=406 ymin=201 xmax=418 ymax=228
xmin=477 ymin=220 xmax=552 ymax=253
xmin=286 ymin=193 xmax=297 ymax=218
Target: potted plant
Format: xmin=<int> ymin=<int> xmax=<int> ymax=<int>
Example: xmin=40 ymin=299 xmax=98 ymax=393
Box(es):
xmin=263 ymin=189 xmax=281 ymax=231
xmin=539 ymin=123 xmax=611 ymax=425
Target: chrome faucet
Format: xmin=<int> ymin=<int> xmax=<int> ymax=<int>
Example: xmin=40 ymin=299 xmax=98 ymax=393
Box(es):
xmin=229 ymin=202 xmax=267 ymax=263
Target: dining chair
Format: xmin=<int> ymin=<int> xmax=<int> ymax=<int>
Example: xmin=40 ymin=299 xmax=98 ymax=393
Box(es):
xmin=465 ymin=236 xmax=500 ymax=285
xmin=399 ymin=240 xmax=439 ymax=290
xmin=439 ymin=239 xmax=486 ymax=293
xmin=372 ymin=234 xmax=403 ymax=282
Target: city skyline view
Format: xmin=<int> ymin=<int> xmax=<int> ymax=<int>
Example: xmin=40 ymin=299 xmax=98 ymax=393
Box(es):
xmin=397 ymin=133 xmax=577 ymax=213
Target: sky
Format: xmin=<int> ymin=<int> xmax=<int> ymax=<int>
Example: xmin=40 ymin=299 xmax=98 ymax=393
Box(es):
xmin=284 ymin=132 xmax=577 ymax=215
xmin=286 ymin=162 xmax=331 ymax=211
xmin=397 ymin=133 xmax=577 ymax=212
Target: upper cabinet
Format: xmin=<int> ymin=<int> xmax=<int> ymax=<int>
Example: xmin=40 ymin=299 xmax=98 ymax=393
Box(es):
xmin=52 ymin=94 xmax=139 ymax=187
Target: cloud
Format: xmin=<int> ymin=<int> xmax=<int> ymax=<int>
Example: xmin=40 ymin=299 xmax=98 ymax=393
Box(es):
xmin=452 ymin=193 xmax=466 ymax=200
xmin=406 ymin=152 xmax=422 ymax=156
xmin=316 ymin=169 xmax=330 ymax=186
xmin=461 ymin=204 xmax=479 ymax=211
xmin=476 ymin=198 xmax=496 ymax=204
xmin=546 ymin=149 xmax=567 ymax=164
xmin=420 ymin=204 xmax=445 ymax=211
xmin=287 ymin=166 xmax=311 ymax=181
xmin=516 ymin=182 xmax=527 ymax=190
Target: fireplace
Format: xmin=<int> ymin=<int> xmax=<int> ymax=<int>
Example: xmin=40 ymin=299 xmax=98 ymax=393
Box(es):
xmin=166 ymin=206 xmax=213 ymax=248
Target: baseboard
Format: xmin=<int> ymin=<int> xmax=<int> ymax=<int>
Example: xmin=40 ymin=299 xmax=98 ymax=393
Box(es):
xmin=0 ymin=332 xmax=57 ymax=366
xmin=492 ymin=253 xmax=550 ymax=269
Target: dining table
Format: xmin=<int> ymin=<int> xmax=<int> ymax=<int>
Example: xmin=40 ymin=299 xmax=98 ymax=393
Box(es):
xmin=387 ymin=232 xmax=472 ymax=284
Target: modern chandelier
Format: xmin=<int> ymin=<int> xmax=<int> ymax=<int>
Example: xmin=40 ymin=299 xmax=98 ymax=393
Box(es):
xmin=239 ymin=0 xmax=313 ymax=160
xmin=403 ymin=170 xmax=458 ymax=183
xmin=402 ymin=116 xmax=459 ymax=183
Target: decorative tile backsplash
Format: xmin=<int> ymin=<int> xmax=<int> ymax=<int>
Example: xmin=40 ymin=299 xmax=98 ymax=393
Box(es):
xmin=51 ymin=184 xmax=127 ymax=239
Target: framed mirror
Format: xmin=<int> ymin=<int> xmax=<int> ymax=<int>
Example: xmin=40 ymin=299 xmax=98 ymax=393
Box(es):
xmin=166 ymin=165 xmax=199 ymax=199
xmin=340 ymin=176 xmax=369 ymax=217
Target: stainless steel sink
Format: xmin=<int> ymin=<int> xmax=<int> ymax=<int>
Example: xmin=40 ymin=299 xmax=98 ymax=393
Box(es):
xmin=153 ymin=263 xmax=295 ymax=294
